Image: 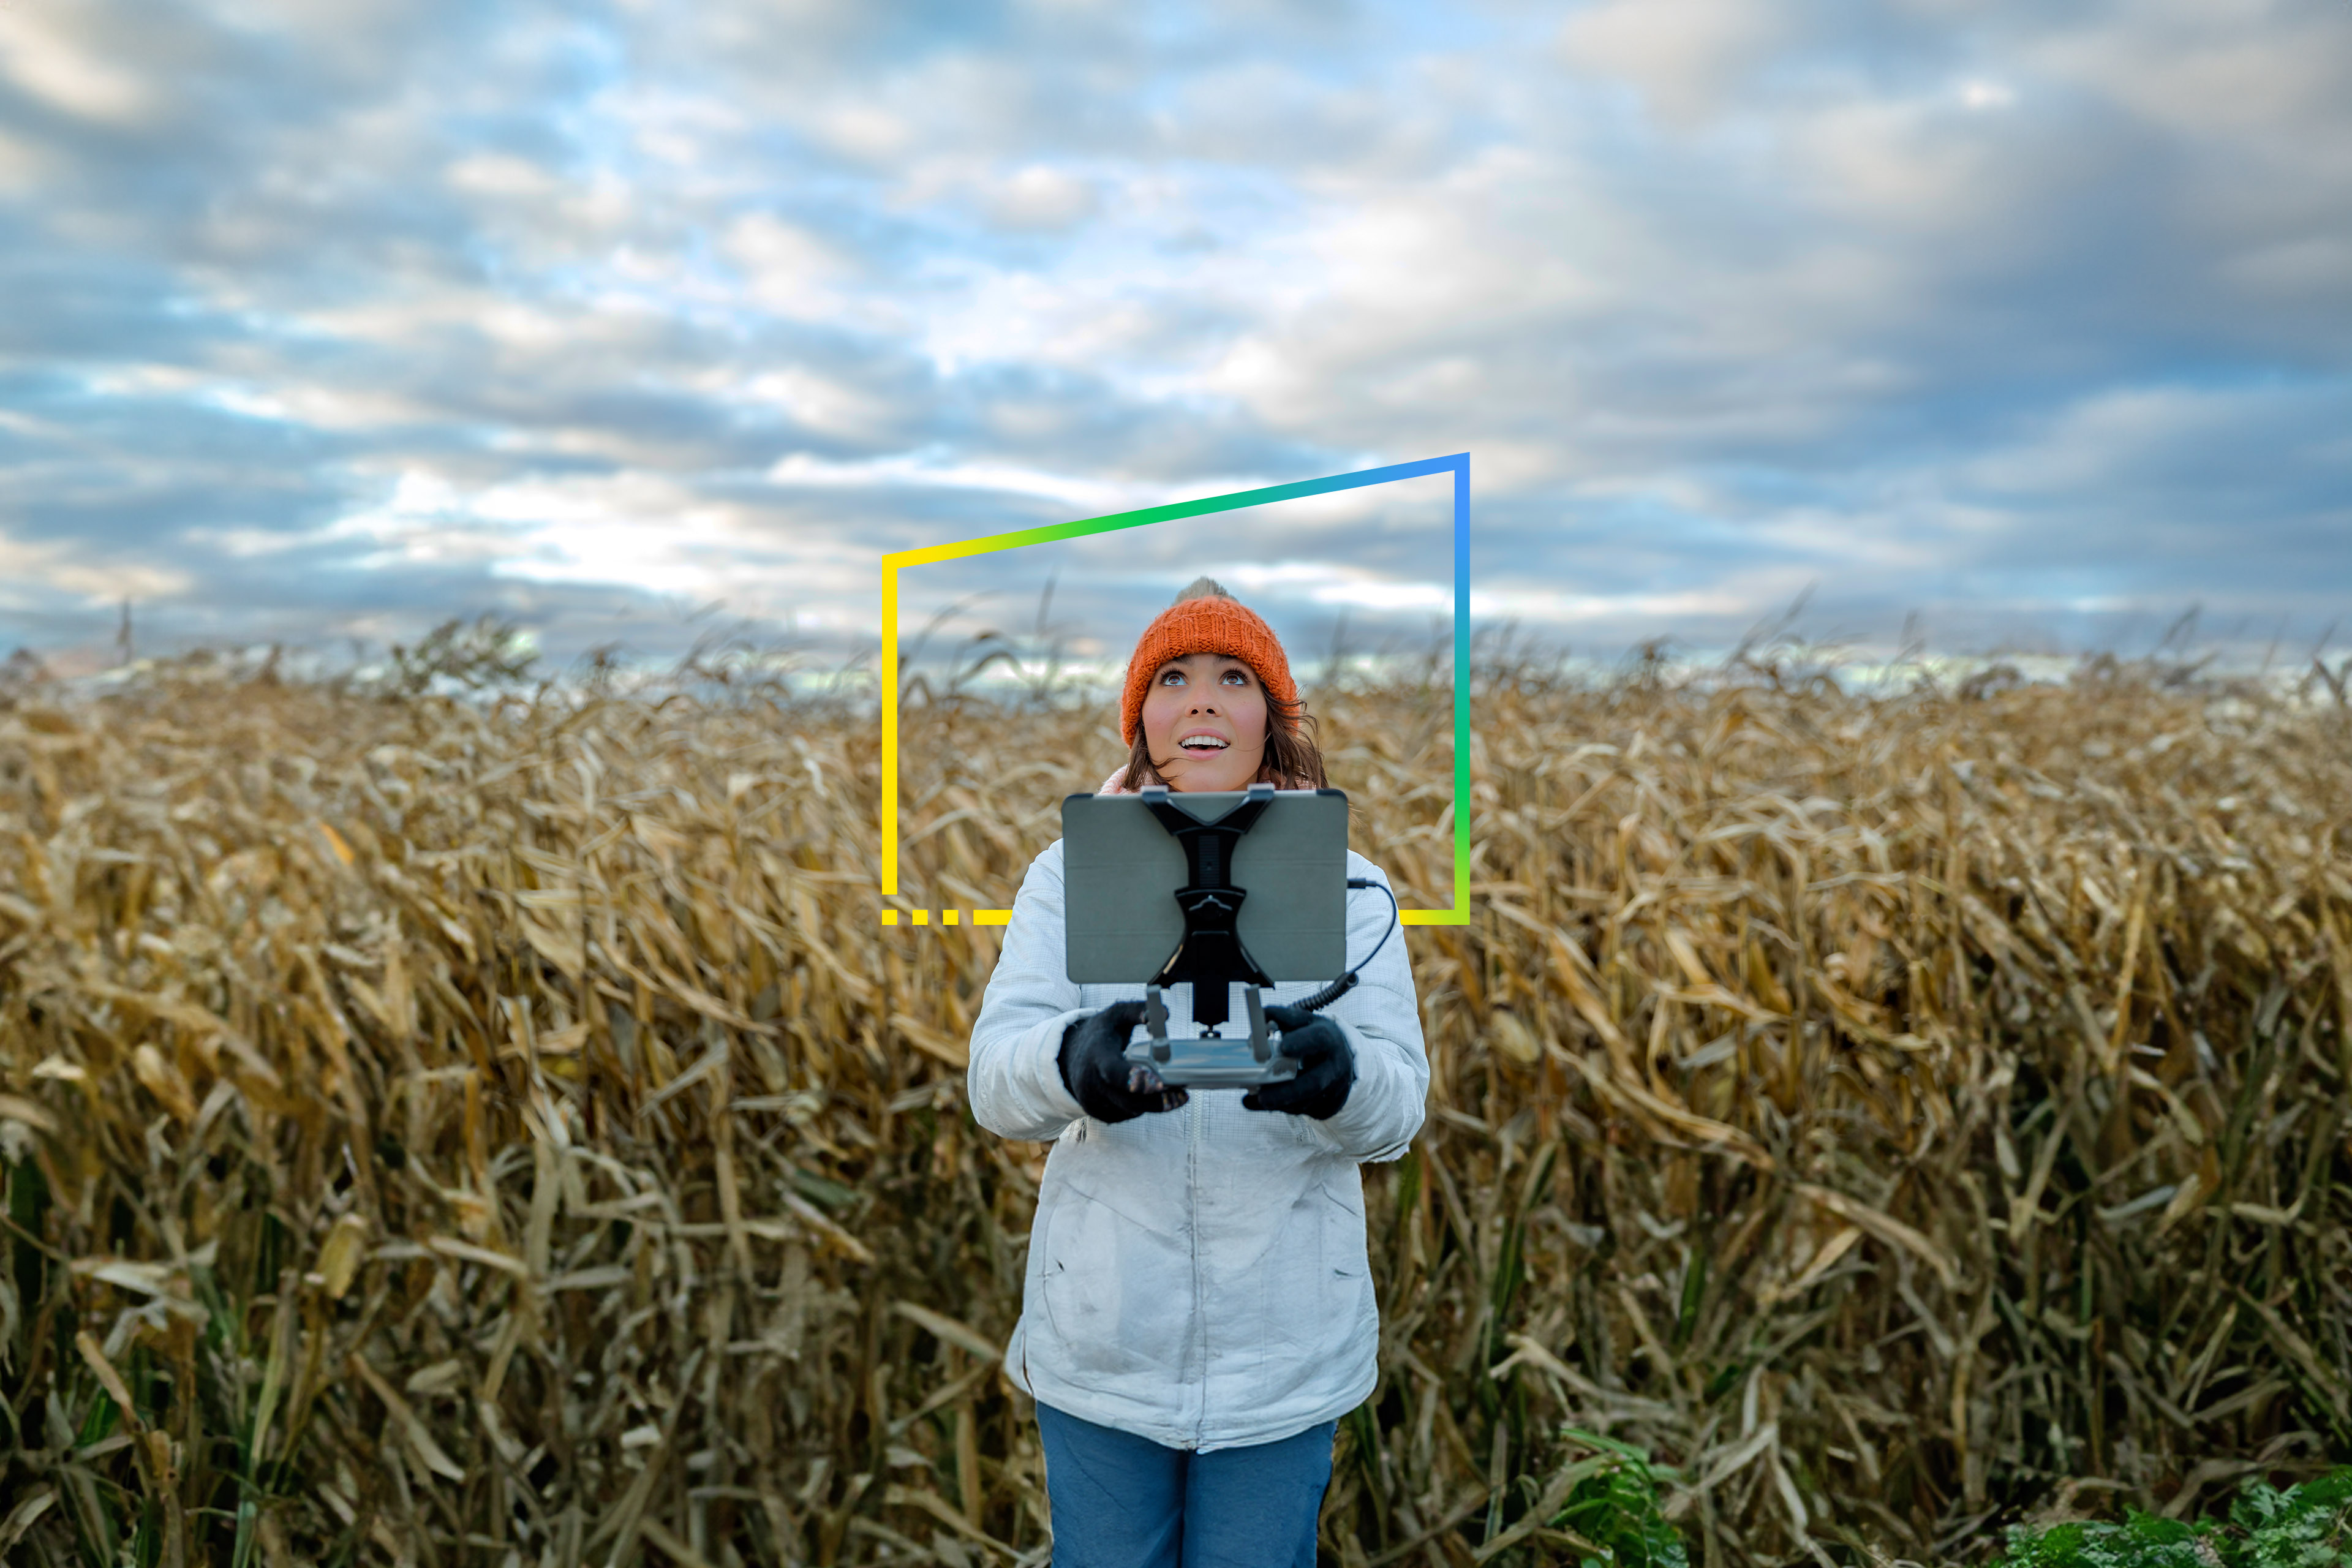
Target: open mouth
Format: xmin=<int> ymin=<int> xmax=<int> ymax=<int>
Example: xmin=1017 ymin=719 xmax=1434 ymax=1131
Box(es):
xmin=1178 ymin=733 xmax=1229 ymax=753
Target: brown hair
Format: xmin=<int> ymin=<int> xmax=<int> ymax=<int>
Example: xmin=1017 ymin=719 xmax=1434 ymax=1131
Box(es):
xmin=1120 ymin=578 xmax=1329 ymax=790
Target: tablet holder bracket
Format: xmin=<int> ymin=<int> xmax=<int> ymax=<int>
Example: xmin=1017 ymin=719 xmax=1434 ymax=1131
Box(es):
xmin=1126 ymin=783 xmax=1298 ymax=1088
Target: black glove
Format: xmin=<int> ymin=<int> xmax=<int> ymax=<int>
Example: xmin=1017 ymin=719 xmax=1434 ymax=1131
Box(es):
xmin=1242 ymin=1005 xmax=1355 ymax=1120
xmin=1058 ymin=1001 xmax=1189 ymax=1123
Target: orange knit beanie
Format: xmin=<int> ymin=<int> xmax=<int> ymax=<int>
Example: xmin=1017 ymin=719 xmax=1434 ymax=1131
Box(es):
xmin=1120 ymin=581 xmax=1298 ymax=746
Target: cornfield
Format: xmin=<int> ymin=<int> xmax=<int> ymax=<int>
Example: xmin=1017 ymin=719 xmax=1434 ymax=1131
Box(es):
xmin=2 ymin=650 xmax=2347 ymax=1567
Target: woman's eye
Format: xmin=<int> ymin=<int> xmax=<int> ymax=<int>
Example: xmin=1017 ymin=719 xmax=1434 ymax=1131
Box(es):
xmin=1222 ymin=670 xmax=1244 ymax=685
xmin=1162 ymin=671 xmax=1184 ymax=685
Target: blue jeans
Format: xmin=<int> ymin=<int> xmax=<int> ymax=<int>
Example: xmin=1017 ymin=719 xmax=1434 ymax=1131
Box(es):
xmin=1036 ymin=1403 xmax=1336 ymax=1568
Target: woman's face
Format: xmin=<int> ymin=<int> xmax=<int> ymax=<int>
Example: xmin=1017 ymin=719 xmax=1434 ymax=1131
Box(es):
xmin=1141 ymin=652 xmax=1270 ymax=792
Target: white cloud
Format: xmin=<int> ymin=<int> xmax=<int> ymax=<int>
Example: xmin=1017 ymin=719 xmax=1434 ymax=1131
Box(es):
xmin=723 ymin=212 xmax=876 ymax=324
xmin=809 ymin=103 xmax=922 ymax=164
xmin=0 ymin=529 xmax=190 ymax=606
xmin=1555 ymin=0 xmax=1787 ymax=125
xmin=2030 ymin=0 xmax=2352 ymax=139
xmin=0 ymin=125 xmax=50 ymax=190
xmin=1218 ymin=560 xmax=1457 ymax=614
xmin=0 ymin=12 xmax=155 ymax=125
xmin=980 ymin=164 xmax=1099 ymax=230
xmin=741 ymin=368 xmax=902 ymax=443
xmin=763 ymin=450 xmax=1190 ymax=518
xmin=1 ymin=0 xmax=2345 ymax=664
xmin=445 ymin=152 xmax=559 ymax=200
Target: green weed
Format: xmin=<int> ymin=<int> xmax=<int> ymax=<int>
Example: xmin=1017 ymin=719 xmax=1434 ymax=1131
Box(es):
xmin=1547 ymin=1428 xmax=1689 ymax=1568
xmin=1994 ymin=1469 xmax=2352 ymax=1568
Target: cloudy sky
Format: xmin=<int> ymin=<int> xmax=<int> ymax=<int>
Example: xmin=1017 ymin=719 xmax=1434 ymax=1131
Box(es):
xmin=2 ymin=0 xmax=2346 ymax=674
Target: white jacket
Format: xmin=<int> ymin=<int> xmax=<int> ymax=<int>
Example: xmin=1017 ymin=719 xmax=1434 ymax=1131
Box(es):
xmin=968 ymin=837 xmax=1428 ymax=1452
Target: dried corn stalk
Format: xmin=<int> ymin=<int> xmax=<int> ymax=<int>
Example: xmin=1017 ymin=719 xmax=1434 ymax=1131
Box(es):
xmin=0 ymin=657 xmax=2345 ymax=1566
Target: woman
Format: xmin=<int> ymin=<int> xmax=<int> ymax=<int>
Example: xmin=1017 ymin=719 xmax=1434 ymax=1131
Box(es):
xmin=967 ymin=579 xmax=1428 ymax=1567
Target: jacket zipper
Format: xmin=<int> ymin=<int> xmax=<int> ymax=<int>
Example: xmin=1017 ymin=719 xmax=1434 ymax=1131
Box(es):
xmin=1189 ymin=1066 xmax=1207 ymax=1447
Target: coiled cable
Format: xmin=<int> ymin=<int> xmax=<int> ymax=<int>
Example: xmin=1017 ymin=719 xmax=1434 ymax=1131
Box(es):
xmin=1293 ymin=876 xmax=1400 ymax=1013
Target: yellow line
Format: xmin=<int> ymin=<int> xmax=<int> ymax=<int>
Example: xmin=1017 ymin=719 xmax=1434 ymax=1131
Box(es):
xmin=973 ymin=910 xmax=1012 ymax=926
xmin=881 ymin=565 xmax=899 ymax=895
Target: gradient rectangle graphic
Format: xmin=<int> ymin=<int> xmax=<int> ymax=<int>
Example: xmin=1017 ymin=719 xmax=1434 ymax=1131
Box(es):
xmin=881 ymin=453 xmax=1471 ymax=927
